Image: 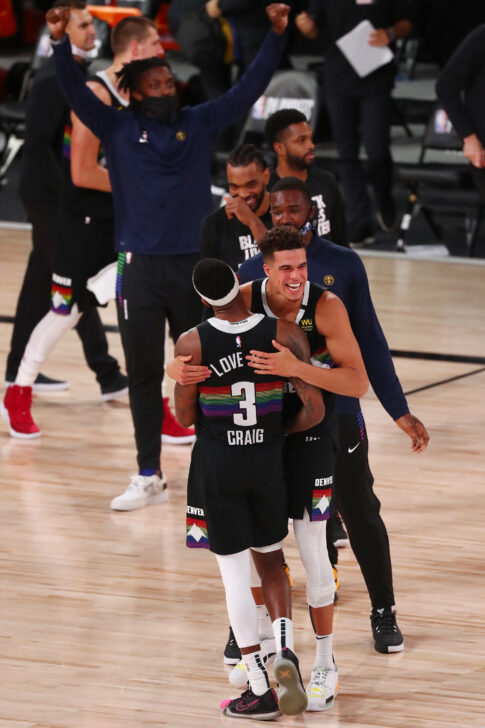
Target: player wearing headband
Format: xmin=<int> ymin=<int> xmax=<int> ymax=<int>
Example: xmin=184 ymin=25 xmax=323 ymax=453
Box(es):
xmin=173 ymin=258 xmax=324 ymax=719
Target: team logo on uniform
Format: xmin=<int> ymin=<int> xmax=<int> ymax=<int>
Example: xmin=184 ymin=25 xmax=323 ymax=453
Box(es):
xmin=176 ymin=130 xmax=186 ymax=141
xmin=235 ymin=335 xmax=242 ymax=348
xmin=324 ymin=274 xmax=334 ymax=286
xmin=300 ymin=318 xmax=313 ymax=332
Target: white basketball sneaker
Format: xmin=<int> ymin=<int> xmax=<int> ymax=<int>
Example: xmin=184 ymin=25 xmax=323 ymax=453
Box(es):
xmin=306 ymin=657 xmax=339 ymax=711
xmin=110 ymin=473 xmax=168 ymax=511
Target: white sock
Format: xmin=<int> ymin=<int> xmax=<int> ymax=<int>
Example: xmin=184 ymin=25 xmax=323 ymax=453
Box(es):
xmin=315 ymin=633 xmax=334 ymax=670
xmin=244 ymin=650 xmax=270 ymax=696
xmin=272 ymin=617 xmax=294 ymax=653
xmin=257 ymin=604 xmax=273 ymax=641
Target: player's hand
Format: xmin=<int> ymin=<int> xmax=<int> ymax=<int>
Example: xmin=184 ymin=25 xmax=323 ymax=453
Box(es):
xmin=295 ymin=11 xmax=318 ymax=38
xmin=266 ymin=3 xmax=290 ymax=35
xmin=46 ymin=6 xmax=70 ymax=41
xmin=369 ymin=28 xmax=391 ymax=47
xmin=224 ymin=195 xmax=259 ymax=226
xmin=166 ymin=355 xmax=211 ymax=385
xmin=247 ymin=339 xmax=299 ymax=377
xmin=205 ymin=0 xmax=221 ymax=19
xmin=395 ymin=413 xmax=430 ymax=453
xmin=463 ymin=134 xmax=485 ymax=168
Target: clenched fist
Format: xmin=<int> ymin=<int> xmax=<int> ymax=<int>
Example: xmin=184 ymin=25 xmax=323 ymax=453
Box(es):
xmin=46 ymin=6 xmax=70 ymax=41
xmin=266 ymin=3 xmax=290 ymax=35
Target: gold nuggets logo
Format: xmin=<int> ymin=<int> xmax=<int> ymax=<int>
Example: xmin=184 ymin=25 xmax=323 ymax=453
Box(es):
xmin=324 ymin=274 xmax=335 ymax=286
xmin=300 ymin=318 xmax=313 ymax=332
xmin=176 ymin=130 xmax=186 ymax=142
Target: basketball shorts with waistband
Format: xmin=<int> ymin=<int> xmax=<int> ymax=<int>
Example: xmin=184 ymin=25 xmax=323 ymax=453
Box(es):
xmin=186 ymin=436 xmax=288 ymax=556
xmin=50 ymin=209 xmax=116 ymax=315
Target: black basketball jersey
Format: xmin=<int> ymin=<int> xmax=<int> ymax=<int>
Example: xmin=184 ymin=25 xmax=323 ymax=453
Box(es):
xmin=250 ymin=278 xmax=335 ymax=425
xmin=59 ymin=71 xmax=128 ymax=219
xmin=197 ymin=314 xmax=284 ymax=446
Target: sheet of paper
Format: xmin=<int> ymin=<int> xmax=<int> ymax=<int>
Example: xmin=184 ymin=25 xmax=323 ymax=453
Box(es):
xmin=336 ymin=20 xmax=394 ymax=78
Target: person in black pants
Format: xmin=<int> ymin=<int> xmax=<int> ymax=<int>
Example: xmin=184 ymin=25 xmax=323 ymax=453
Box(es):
xmin=436 ymin=25 xmax=485 ymax=208
xmin=45 ymin=3 xmax=291 ymax=510
xmin=296 ymin=0 xmax=413 ymax=243
xmin=5 ymin=0 xmax=124 ymax=395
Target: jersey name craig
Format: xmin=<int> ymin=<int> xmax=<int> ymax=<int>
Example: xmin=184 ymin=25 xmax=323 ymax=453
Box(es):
xmin=207 ymin=350 xmax=264 ymax=446
xmin=313 ymin=194 xmax=331 ymax=237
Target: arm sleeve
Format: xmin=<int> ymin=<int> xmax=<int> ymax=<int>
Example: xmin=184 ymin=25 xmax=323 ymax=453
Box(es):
xmin=435 ymin=26 xmax=485 ymax=140
xmin=199 ymin=213 xmax=220 ymax=259
xmin=194 ymin=29 xmax=286 ymax=132
xmin=348 ymin=255 xmax=409 ymax=420
xmin=51 ymin=35 xmax=118 ymax=142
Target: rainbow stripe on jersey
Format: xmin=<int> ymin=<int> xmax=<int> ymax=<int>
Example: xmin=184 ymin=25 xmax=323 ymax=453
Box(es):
xmin=198 ymin=380 xmax=284 ymax=418
xmin=311 ymin=346 xmax=334 ymax=369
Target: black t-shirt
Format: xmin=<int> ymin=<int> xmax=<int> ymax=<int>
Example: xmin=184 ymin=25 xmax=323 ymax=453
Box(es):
xmin=200 ymin=206 xmax=272 ymax=271
xmin=18 ymin=58 xmax=87 ymax=204
xmin=308 ymin=0 xmax=413 ymax=96
xmin=268 ymin=167 xmax=348 ymax=245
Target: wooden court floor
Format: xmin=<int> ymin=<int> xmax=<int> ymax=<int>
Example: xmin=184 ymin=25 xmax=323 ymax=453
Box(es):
xmin=0 ymin=230 xmax=484 ymax=728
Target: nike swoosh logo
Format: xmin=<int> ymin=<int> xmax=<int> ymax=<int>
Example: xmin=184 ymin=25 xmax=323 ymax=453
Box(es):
xmin=236 ymin=699 xmax=260 ymax=712
xmin=348 ymin=443 xmax=360 ymax=453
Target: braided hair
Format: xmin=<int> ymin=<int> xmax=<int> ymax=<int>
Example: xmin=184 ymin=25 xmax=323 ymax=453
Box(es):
xmin=115 ymin=57 xmax=172 ymax=108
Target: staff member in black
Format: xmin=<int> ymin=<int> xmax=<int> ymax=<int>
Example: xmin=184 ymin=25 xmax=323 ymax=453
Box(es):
xmin=296 ymin=1 xmax=413 ymax=243
xmin=200 ymin=145 xmax=272 ymax=270
xmin=436 ymin=25 xmax=485 ymax=202
xmin=264 ymin=109 xmax=348 ymax=245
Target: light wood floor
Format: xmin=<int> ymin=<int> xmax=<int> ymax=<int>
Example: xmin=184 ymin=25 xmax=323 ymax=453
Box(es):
xmin=0 ymin=230 xmax=484 ymax=728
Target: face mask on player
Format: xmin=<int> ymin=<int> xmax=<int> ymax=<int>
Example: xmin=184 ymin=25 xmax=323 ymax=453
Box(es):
xmin=299 ymin=205 xmax=318 ymax=236
xmin=140 ymin=94 xmax=178 ymax=123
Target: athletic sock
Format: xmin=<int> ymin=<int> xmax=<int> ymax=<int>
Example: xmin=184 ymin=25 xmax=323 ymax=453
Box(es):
xmin=244 ymin=650 xmax=271 ymax=696
xmin=272 ymin=617 xmax=294 ymax=653
xmin=140 ymin=469 xmax=158 ymax=477
xmin=257 ymin=604 xmax=273 ymax=641
xmin=314 ymin=633 xmax=334 ymax=669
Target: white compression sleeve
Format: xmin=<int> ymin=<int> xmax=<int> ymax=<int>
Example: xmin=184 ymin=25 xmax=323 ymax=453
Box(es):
xmin=293 ymin=510 xmax=335 ymax=608
xmin=16 ymin=305 xmax=81 ymax=387
xmin=215 ymin=549 xmax=259 ymax=649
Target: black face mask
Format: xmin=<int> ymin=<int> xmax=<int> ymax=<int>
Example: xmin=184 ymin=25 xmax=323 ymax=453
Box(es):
xmin=140 ymin=94 xmax=178 ymax=123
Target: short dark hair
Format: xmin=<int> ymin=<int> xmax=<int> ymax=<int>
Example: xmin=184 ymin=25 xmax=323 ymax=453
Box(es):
xmin=258 ymin=225 xmax=305 ymax=262
xmin=193 ymin=258 xmax=236 ymax=300
xmin=270 ymin=176 xmax=312 ymax=204
xmin=110 ymin=16 xmax=157 ymax=56
xmin=53 ymin=0 xmax=86 ymax=10
xmin=115 ymin=56 xmax=172 ymax=96
xmin=227 ymin=144 xmax=268 ymax=171
xmin=264 ymin=109 xmax=308 ymax=149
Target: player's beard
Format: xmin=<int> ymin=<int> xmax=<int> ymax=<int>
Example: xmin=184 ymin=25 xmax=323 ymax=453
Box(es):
xmin=286 ymin=150 xmax=314 ymax=170
xmin=245 ymin=187 xmax=266 ymax=212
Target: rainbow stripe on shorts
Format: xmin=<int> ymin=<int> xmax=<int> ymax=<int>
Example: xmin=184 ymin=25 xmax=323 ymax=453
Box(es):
xmin=186 ymin=516 xmax=210 ymax=549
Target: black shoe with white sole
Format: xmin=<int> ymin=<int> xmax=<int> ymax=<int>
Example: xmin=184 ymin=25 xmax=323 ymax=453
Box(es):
xmin=5 ymin=372 xmax=69 ymax=393
xmin=371 ymin=608 xmax=404 ymax=653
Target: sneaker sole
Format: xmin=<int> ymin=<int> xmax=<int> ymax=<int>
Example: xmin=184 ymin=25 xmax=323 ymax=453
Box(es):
xmin=110 ymin=490 xmax=168 ymax=511
xmin=5 ymin=380 xmax=70 ymax=393
xmin=307 ymin=684 xmax=339 ymax=712
xmin=223 ymin=655 xmax=241 ymax=665
xmin=0 ymin=402 xmax=41 ymax=439
xmin=222 ymin=706 xmax=281 ymax=721
xmin=161 ymin=434 xmax=196 ymax=445
xmin=102 ymin=386 xmax=129 ymax=402
xmin=374 ymin=640 xmax=404 ymax=654
xmin=274 ymin=658 xmax=308 ymax=716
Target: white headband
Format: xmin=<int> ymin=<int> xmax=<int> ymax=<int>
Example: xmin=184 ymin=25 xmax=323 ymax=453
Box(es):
xmin=193 ymin=268 xmax=239 ymax=306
